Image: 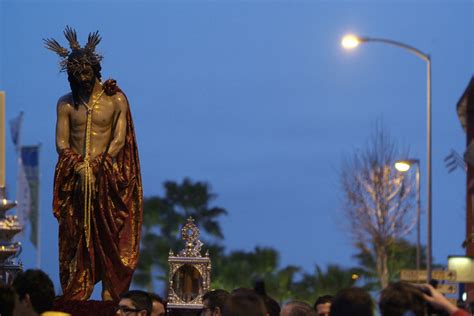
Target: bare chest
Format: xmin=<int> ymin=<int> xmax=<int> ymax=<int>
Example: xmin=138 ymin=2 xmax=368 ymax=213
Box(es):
xmin=70 ymin=97 xmax=117 ymax=131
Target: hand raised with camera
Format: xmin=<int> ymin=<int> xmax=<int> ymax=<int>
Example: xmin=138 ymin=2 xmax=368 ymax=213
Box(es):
xmin=416 ymin=284 xmax=465 ymax=316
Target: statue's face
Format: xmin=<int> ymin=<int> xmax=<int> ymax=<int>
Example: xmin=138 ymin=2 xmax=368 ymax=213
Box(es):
xmin=67 ymin=51 xmax=96 ymax=93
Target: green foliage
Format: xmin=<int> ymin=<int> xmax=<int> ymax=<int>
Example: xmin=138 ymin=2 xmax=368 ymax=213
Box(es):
xmin=211 ymin=248 xmax=359 ymax=304
xmin=292 ymin=264 xmax=360 ymax=303
xmin=211 ymin=246 xmax=302 ymax=303
xmin=211 ymin=247 xmax=279 ymax=290
xmin=134 ymin=177 xmax=422 ymax=301
xmin=353 ymin=238 xmax=427 ymax=290
xmin=133 ymin=178 xmax=227 ymax=291
xmin=134 ymin=178 xmax=360 ymax=302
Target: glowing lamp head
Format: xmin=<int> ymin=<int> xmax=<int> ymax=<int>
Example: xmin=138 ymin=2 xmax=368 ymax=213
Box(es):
xmin=394 ymin=161 xmax=411 ymax=172
xmin=341 ymin=34 xmax=361 ymax=49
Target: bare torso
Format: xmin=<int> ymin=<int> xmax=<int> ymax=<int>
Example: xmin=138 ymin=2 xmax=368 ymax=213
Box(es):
xmin=56 ymin=80 xmax=128 ymax=161
xmin=67 ymin=92 xmax=117 ymax=160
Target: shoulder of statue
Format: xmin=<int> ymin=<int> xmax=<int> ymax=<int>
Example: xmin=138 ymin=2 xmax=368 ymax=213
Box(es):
xmin=103 ymin=78 xmax=121 ymax=96
xmin=57 ymin=93 xmax=73 ymax=109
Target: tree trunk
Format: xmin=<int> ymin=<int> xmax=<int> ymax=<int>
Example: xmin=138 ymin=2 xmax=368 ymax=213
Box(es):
xmin=376 ymin=244 xmax=389 ymax=289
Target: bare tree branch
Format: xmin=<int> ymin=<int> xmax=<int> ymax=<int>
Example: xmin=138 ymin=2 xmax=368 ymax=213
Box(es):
xmin=339 ymin=122 xmax=417 ymax=288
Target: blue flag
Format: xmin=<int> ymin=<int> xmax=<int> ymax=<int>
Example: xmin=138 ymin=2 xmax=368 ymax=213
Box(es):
xmin=17 ymin=145 xmax=40 ymax=247
xmin=9 ymin=111 xmax=23 ymax=150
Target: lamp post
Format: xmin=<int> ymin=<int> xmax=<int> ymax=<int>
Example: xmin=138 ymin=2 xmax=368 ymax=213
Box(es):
xmin=342 ymin=34 xmax=432 ymax=280
xmin=395 ymin=159 xmax=421 ymax=272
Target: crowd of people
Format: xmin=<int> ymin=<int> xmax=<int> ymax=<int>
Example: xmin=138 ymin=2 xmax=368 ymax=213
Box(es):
xmin=0 ymin=269 xmax=165 ymax=316
xmin=0 ymin=269 xmax=471 ymax=316
xmin=199 ymin=282 xmax=471 ymax=316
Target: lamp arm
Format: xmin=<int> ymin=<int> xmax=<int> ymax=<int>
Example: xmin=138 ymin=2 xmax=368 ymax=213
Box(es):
xmin=360 ymin=37 xmax=430 ymax=61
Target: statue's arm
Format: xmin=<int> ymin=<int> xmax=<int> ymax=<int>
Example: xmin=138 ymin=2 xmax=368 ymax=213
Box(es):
xmin=56 ymin=98 xmax=71 ymax=154
xmin=108 ymin=93 xmax=128 ymax=158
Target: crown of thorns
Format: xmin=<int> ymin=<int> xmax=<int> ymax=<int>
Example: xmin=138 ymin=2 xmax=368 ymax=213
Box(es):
xmin=43 ymin=26 xmax=103 ymax=72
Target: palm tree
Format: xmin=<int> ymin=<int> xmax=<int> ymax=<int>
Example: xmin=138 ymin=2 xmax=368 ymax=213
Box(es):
xmin=292 ymin=264 xmax=360 ymax=303
xmin=264 ymin=265 xmax=301 ymax=303
xmin=211 ymin=247 xmax=280 ymax=290
xmin=354 ymin=238 xmax=427 ymax=290
xmin=133 ymin=178 xmax=228 ymax=291
xmin=211 ymin=246 xmax=301 ymax=303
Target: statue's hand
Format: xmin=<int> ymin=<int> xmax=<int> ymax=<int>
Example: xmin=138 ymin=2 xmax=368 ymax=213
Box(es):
xmin=75 ymin=162 xmax=96 ymax=197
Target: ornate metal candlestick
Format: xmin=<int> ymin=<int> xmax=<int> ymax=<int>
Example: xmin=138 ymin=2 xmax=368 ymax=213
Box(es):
xmin=0 ymin=186 xmax=22 ymax=285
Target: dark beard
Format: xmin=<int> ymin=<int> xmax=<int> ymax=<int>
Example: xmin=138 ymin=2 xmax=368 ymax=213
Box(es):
xmin=69 ymin=76 xmax=96 ymax=107
xmin=80 ymin=78 xmax=95 ymax=95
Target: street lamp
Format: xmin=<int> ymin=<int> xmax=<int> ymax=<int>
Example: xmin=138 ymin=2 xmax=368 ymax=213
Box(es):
xmin=342 ymin=34 xmax=432 ymax=280
xmin=395 ymin=159 xmax=421 ymax=272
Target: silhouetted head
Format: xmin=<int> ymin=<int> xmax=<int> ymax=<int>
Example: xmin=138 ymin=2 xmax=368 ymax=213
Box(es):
xmin=148 ymin=292 xmax=165 ymax=316
xmin=222 ymin=288 xmax=267 ymax=316
xmin=281 ymin=300 xmax=317 ymax=316
xmin=118 ymin=290 xmax=152 ymax=316
xmin=253 ymin=279 xmax=280 ymax=316
xmin=12 ymin=269 xmax=55 ymax=314
xmin=0 ymin=285 xmax=15 ymax=316
xmin=202 ymin=289 xmax=229 ymax=316
xmin=379 ymin=282 xmax=428 ymax=316
xmin=330 ymin=287 xmax=373 ymax=316
xmin=313 ymin=295 xmax=333 ymax=316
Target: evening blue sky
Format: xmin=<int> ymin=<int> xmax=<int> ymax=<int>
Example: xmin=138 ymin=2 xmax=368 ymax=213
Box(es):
xmin=1 ymin=0 xmax=473 ymax=297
